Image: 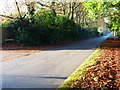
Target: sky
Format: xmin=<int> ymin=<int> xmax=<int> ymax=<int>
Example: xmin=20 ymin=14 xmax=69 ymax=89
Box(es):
xmin=0 ymin=0 xmax=119 ymax=15
xmin=0 ymin=0 xmax=42 ymax=15
xmin=0 ymin=0 xmax=15 ymax=15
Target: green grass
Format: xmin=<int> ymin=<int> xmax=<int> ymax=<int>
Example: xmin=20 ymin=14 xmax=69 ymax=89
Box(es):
xmin=58 ymin=48 xmax=101 ymax=89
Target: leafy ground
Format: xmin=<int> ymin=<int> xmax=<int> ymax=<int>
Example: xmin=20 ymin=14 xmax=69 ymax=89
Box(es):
xmin=58 ymin=37 xmax=120 ymax=89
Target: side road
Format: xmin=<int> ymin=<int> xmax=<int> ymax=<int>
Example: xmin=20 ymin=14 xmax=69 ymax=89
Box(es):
xmin=2 ymin=34 xmax=111 ymax=88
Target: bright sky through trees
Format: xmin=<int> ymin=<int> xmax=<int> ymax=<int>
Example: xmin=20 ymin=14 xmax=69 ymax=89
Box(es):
xmin=1 ymin=0 xmax=119 ymax=15
xmin=0 ymin=0 xmax=28 ymax=15
xmin=0 ymin=0 xmax=13 ymax=14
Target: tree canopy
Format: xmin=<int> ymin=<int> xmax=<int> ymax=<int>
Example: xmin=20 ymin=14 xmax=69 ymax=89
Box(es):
xmin=84 ymin=1 xmax=120 ymax=32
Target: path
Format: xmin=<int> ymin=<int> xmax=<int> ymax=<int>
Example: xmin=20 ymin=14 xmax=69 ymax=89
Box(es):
xmin=2 ymin=34 xmax=111 ymax=89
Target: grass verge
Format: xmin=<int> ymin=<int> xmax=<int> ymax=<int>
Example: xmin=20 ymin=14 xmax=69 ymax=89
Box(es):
xmin=58 ymin=47 xmax=101 ymax=89
xmin=58 ymin=38 xmax=119 ymax=89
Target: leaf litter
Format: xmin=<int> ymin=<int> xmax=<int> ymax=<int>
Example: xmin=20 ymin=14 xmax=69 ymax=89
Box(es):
xmin=67 ymin=38 xmax=120 ymax=89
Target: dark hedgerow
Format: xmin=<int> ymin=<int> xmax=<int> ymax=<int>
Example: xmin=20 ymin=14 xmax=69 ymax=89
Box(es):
xmin=4 ymin=11 xmax=100 ymax=46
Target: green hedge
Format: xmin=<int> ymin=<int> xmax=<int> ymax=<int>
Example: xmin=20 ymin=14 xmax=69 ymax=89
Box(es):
xmin=4 ymin=11 xmax=100 ymax=46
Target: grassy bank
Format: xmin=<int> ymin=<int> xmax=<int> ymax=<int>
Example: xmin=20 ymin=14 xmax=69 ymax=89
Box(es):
xmin=58 ymin=38 xmax=119 ymax=89
xmin=58 ymin=48 xmax=101 ymax=89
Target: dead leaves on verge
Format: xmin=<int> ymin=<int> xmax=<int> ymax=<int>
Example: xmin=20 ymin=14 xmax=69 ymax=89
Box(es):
xmin=68 ymin=38 xmax=120 ymax=89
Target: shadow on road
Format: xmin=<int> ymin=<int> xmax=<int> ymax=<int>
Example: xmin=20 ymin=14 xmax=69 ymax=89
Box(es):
xmin=3 ymin=75 xmax=68 ymax=80
xmin=35 ymin=76 xmax=67 ymax=79
xmin=2 ymin=33 xmax=112 ymax=52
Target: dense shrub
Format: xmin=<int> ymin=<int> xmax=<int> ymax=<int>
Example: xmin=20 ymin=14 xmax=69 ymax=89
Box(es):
xmin=77 ymin=27 xmax=99 ymax=38
xmin=4 ymin=11 xmax=100 ymax=46
xmin=6 ymin=12 xmax=77 ymax=46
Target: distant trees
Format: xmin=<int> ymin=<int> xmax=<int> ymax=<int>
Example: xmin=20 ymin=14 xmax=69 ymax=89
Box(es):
xmin=1 ymin=1 xmax=119 ymax=32
xmin=1 ymin=0 xmax=93 ymax=31
xmin=1 ymin=0 xmax=104 ymax=46
xmin=84 ymin=2 xmax=120 ymax=32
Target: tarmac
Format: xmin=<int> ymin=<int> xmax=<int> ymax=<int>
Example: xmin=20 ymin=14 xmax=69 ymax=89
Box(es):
xmin=1 ymin=34 xmax=111 ymax=89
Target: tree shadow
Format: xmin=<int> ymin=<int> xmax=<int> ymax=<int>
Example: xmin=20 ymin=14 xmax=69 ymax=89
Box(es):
xmin=3 ymin=74 xmax=68 ymax=80
xmin=35 ymin=76 xmax=67 ymax=79
xmin=2 ymin=74 xmax=67 ymax=89
xmin=2 ymin=36 xmax=108 ymax=51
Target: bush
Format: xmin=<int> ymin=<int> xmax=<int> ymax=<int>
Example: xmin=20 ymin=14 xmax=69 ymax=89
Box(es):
xmin=4 ymin=11 xmax=100 ymax=46
xmin=7 ymin=11 xmax=77 ymax=46
xmin=77 ymin=27 xmax=100 ymax=39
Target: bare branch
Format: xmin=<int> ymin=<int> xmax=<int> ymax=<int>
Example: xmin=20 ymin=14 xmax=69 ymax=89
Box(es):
xmin=22 ymin=13 xmax=27 ymax=18
xmin=0 ymin=14 xmax=18 ymax=19
xmin=14 ymin=0 xmax=22 ymax=18
xmin=36 ymin=2 xmax=49 ymax=7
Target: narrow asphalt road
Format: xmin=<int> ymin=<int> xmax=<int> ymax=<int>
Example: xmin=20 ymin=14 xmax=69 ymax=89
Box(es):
xmin=2 ymin=34 xmax=111 ymax=89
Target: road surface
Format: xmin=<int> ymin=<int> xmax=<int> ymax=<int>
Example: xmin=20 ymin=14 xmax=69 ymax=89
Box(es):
xmin=2 ymin=35 xmax=111 ymax=89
